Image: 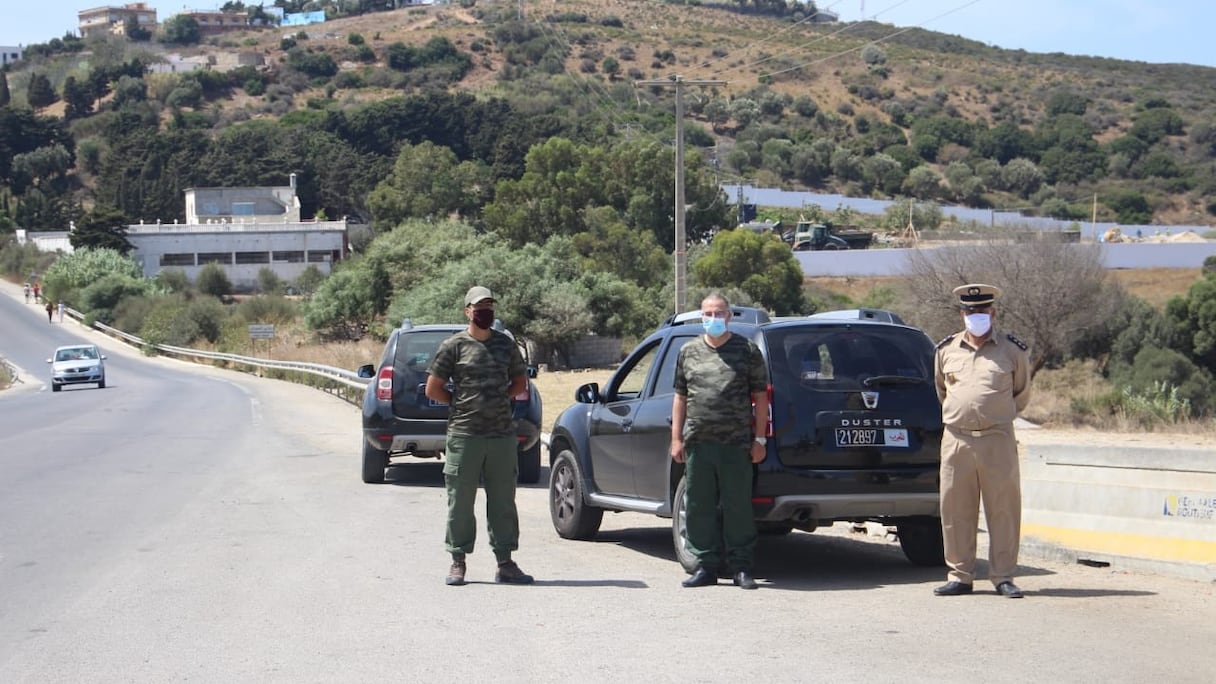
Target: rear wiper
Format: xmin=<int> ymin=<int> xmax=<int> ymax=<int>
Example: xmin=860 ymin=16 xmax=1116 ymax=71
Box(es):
xmin=861 ymin=375 xmax=926 ymax=387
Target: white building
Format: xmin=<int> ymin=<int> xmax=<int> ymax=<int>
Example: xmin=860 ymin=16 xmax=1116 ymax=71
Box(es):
xmin=0 ymin=45 xmax=24 ymax=67
xmin=15 ymin=229 xmax=73 ymax=253
xmin=125 ymin=176 xmax=347 ymax=289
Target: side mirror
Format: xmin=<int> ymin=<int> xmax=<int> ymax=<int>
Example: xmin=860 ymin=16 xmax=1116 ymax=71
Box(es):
xmin=575 ymin=382 xmax=601 ymax=404
xmin=357 ymin=364 xmax=376 ymax=379
xmin=526 ymin=366 xmax=538 ymax=379
xmin=46 ymin=358 xmax=53 ymax=364
xmin=100 ymin=355 xmax=107 ymax=360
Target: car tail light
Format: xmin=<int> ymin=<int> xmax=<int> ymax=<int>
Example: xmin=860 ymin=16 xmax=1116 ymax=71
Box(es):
xmin=766 ymin=384 xmax=773 ymax=437
xmin=376 ymin=366 xmax=393 ymax=401
xmin=751 ymin=384 xmax=774 ymax=438
xmin=513 ymin=381 xmax=531 ymax=402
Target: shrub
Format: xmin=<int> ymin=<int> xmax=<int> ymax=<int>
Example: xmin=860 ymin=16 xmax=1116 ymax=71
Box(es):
xmin=236 ymin=295 xmax=298 ymax=324
xmin=195 ymin=263 xmax=232 ymax=299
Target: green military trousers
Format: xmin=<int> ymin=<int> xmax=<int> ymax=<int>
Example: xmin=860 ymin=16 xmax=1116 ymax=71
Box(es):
xmin=443 ymin=435 xmax=519 ymax=562
xmin=684 ymin=441 xmax=758 ymax=571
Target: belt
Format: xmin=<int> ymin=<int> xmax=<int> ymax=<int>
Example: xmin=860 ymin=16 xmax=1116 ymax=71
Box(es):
xmin=946 ymin=425 xmax=1007 ymax=437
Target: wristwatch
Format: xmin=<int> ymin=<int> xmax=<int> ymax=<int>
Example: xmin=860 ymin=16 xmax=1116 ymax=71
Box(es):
xmin=753 ymin=437 xmax=767 ymax=446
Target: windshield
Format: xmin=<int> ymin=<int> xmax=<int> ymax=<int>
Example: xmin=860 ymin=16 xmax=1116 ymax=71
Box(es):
xmin=56 ymin=348 xmax=97 ymax=362
xmin=765 ymin=326 xmax=932 ymax=392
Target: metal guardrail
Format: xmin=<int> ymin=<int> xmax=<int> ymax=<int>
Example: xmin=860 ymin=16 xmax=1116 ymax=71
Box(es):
xmin=67 ymin=306 xmax=368 ymax=406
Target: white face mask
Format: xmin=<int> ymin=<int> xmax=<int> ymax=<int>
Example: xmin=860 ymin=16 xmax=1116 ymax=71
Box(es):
xmin=964 ymin=313 xmax=992 ymax=337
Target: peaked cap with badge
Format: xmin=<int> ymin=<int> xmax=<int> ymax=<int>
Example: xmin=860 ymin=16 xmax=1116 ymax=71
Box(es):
xmin=952 ymin=283 xmax=1001 ymax=311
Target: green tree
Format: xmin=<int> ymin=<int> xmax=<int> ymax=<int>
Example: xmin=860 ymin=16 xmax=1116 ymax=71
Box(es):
xmin=902 ymin=166 xmax=942 ymax=200
xmin=71 ymin=206 xmax=133 ymax=254
xmin=124 ymin=15 xmax=152 ymax=41
xmin=62 ymin=76 xmax=93 ymax=120
xmin=294 ymin=264 xmax=326 ymax=297
xmin=40 ymin=247 xmax=143 ymax=303
xmin=0 ymin=71 xmax=10 ymax=107
xmin=691 ymin=229 xmax=804 ymax=315
xmin=160 ymin=16 xmax=202 ymax=45
xmin=366 ymin=141 xmax=490 ymax=230
xmin=1164 ymin=273 xmax=1216 ymax=374
xmin=27 ymin=73 xmax=57 ymax=108
xmin=195 ymin=263 xmax=233 ymax=299
xmin=256 ymin=267 xmax=283 ymax=295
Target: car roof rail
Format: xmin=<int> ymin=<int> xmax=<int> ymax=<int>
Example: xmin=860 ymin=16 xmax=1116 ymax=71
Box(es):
xmin=400 ymin=318 xmax=413 ymax=330
xmin=663 ymin=306 xmax=772 ymax=327
xmin=807 ymin=308 xmax=906 ymax=325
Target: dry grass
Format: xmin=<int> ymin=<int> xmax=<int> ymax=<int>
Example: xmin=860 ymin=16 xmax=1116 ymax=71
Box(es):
xmin=532 ymin=368 xmax=616 ymax=434
xmin=1108 ymin=268 xmax=1201 ymax=309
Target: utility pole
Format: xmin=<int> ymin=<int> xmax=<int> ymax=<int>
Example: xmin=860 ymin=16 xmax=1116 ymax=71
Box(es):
xmin=635 ymin=74 xmax=726 ymax=313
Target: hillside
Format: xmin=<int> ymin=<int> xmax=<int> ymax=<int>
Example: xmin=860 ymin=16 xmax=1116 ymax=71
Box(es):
xmin=4 ymin=0 xmax=1216 ymax=228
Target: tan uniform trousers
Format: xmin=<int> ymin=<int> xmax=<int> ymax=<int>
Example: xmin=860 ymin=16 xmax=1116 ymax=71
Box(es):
xmin=940 ymin=424 xmax=1021 ymax=586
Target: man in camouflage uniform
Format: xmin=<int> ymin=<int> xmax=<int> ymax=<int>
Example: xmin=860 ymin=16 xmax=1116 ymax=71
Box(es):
xmin=671 ymin=293 xmax=770 ymax=589
xmin=426 ymin=286 xmax=534 ymax=586
xmin=933 ymin=283 xmax=1032 ymax=599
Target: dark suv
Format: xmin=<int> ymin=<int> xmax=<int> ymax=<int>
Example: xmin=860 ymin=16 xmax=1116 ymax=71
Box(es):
xmin=547 ymin=307 xmax=945 ymax=571
xmin=358 ymin=319 xmax=543 ymax=484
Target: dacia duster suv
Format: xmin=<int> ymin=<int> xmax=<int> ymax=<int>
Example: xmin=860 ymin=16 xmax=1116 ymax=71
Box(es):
xmin=547 ymin=307 xmax=945 ymax=571
xmin=358 ymin=319 xmax=543 ymax=485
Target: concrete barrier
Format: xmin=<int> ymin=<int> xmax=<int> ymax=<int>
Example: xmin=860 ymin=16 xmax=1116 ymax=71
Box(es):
xmin=1020 ymin=442 xmax=1216 ymax=582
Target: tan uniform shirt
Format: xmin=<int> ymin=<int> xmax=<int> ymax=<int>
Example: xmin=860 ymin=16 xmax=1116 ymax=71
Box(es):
xmin=934 ymin=331 xmax=1031 ymax=431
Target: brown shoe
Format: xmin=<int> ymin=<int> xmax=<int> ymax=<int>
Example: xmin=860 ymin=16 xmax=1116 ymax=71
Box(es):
xmin=495 ymin=560 xmax=534 ymax=584
xmin=446 ymin=561 xmax=467 ymax=586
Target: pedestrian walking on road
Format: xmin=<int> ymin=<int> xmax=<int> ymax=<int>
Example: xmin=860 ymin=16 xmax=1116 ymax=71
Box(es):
xmin=671 ymin=293 xmax=769 ymax=590
xmin=45 ymin=300 xmax=54 ymax=323
xmin=32 ymin=282 xmax=40 ymax=303
xmin=933 ymin=284 xmax=1032 ymax=599
xmin=426 ymin=286 xmax=534 ymax=587
xmin=24 ymin=283 xmax=30 ymax=303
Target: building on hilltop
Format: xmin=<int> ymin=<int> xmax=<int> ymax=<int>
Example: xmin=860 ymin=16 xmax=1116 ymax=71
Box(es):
xmin=78 ymin=3 xmax=158 ymax=38
xmin=0 ymin=45 xmax=24 ymax=66
xmin=179 ymin=9 xmax=250 ymax=37
xmin=124 ymin=175 xmax=348 ymax=290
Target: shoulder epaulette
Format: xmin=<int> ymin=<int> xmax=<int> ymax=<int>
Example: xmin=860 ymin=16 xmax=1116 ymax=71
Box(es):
xmin=935 ymin=334 xmax=956 ymax=350
xmin=1006 ymin=333 xmax=1028 ymax=351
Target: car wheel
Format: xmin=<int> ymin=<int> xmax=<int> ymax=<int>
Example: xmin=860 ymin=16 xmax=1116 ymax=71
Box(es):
xmin=51 ymin=383 xmax=61 ymax=393
xmin=98 ymin=378 xmax=105 ymax=389
xmin=670 ymin=477 xmax=701 ymax=574
xmin=897 ymin=518 xmax=945 ymax=567
xmin=549 ymin=449 xmax=602 ymax=540
xmin=517 ymin=441 xmax=542 ymax=484
xmin=361 ymin=438 xmax=388 ymax=484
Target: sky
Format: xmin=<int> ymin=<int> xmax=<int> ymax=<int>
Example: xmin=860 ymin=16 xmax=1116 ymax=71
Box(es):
xmin=0 ymin=1 xmax=1213 ymax=68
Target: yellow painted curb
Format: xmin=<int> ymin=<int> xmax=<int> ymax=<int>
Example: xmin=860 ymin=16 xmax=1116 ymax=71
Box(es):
xmin=1023 ymin=523 xmax=1216 ymax=563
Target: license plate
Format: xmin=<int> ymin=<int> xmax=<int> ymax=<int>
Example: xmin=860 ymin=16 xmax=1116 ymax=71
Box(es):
xmin=835 ymin=428 xmax=909 ymax=447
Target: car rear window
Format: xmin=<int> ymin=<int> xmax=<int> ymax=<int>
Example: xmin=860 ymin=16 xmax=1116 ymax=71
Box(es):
xmin=764 ymin=325 xmax=932 ymax=391
xmin=393 ymin=331 xmax=454 ymax=372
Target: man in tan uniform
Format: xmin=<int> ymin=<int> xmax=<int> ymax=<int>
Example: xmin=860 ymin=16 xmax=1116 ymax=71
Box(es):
xmin=933 ymin=284 xmax=1031 ymax=598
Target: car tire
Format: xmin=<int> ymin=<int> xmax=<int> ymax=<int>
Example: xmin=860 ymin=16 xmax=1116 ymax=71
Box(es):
xmin=671 ymin=477 xmax=701 ymax=574
xmin=98 ymin=378 xmax=105 ymax=389
xmin=897 ymin=518 xmax=946 ymax=567
xmin=361 ymin=438 xmax=388 ymax=484
xmin=549 ymin=449 xmax=602 ymax=540
xmin=51 ymin=383 xmax=61 ymax=393
xmin=517 ymin=442 xmax=542 ymax=484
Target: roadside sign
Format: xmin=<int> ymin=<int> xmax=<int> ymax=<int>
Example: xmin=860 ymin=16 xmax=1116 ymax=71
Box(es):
xmin=248 ymin=324 xmax=275 ymax=339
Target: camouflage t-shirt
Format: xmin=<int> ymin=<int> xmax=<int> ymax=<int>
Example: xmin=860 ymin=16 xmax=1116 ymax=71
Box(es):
xmin=428 ymin=329 xmax=526 ymax=438
xmin=674 ymin=333 xmax=768 ymax=445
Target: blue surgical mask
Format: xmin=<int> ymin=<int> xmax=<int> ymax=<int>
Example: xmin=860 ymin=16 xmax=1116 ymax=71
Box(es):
xmin=702 ymin=316 xmax=727 ymax=337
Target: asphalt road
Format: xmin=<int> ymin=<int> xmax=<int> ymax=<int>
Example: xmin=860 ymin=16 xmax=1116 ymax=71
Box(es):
xmin=2 ymin=281 xmax=1214 ymax=683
